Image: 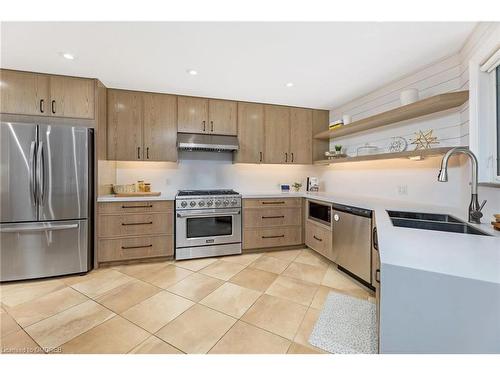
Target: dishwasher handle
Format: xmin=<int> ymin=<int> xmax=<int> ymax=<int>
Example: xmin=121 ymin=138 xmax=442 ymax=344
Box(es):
xmin=373 ymin=227 xmax=378 ymax=251
xmin=332 ymin=203 xmax=372 ymax=218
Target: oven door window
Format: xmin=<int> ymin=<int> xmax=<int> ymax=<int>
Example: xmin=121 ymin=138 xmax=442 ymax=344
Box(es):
xmin=186 ymin=215 xmax=233 ymax=238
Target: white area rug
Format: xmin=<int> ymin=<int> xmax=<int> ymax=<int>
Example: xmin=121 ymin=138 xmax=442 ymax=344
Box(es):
xmin=308 ymin=291 xmax=378 ymax=354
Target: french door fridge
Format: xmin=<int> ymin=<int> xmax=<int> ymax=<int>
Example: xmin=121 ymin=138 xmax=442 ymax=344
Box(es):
xmin=0 ymin=121 xmax=93 ymax=282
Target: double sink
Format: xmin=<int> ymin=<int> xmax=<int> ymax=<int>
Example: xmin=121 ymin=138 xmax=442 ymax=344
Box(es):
xmin=387 ymin=210 xmax=491 ymax=236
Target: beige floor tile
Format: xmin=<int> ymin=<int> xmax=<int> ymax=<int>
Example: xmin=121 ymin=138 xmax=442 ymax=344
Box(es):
xmin=209 ymin=321 xmax=291 ymax=354
xmin=220 ymin=253 xmax=263 ymax=266
xmin=310 ymin=285 xmax=336 ymax=310
xmin=56 ymin=316 xmax=149 ymax=354
xmin=6 ymin=287 xmax=88 ymax=328
xmin=59 ymin=268 xmax=108 ymax=286
xmin=321 ymin=266 xmax=372 ymax=299
xmin=293 ymin=308 xmax=321 ymax=349
xmin=287 ymin=342 xmax=323 ymax=354
xmin=114 ymin=261 xmax=172 ymax=280
xmin=229 ymin=267 xmax=278 ymax=292
xmin=129 ymin=335 xmax=183 ymax=354
xmin=200 ymin=282 xmax=261 ymax=318
xmin=96 ymin=279 xmax=161 ymax=314
xmin=265 ymin=276 xmax=318 ymax=306
xmin=1 ymin=329 xmax=43 ymax=354
xmin=294 ymin=249 xmax=330 ymax=269
xmin=1 ymin=309 xmax=21 ymax=337
xmin=141 ymin=265 xmax=193 ymax=289
xmin=282 ymin=261 xmax=327 ymax=284
xmin=167 ymin=273 xmax=224 ymax=302
xmin=121 ymin=291 xmax=194 ymax=333
xmin=25 ymin=299 xmax=115 ymax=351
xmin=71 ymin=269 xmax=134 ymax=299
xmin=174 ymin=257 xmax=218 ymax=272
xmin=156 ymin=304 xmax=236 ymax=354
xmin=265 ymin=249 xmax=301 ymax=262
xmin=0 ymin=279 xmax=66 ymax=308
xmin=241 ymin=294 xmax=308 ymax=340
xmin=199 ymin=260 xmax=246 ymax=281
xmin=249 ymin=256 xmax=290 ymax=274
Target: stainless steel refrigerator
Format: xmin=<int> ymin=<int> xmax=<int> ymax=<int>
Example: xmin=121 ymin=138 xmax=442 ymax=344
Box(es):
xmin=0 ymin=121 xmax=93 ymax=282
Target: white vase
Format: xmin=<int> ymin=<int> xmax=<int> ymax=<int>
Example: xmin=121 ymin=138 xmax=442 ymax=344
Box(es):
xmin=342 ymin=114 xmax=352 ymax=125
xmin=400 ymin=89 xmax=419 ymax=105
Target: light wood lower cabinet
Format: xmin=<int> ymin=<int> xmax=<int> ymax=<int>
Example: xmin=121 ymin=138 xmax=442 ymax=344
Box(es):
xmin=97 ymin=200 xmax=174 ymax=264
xmin=243 ymin=207 xmax=301 ymax=227
xmin=243 ymin=227 xmax=302 ymax=249
xmin=243 ymin=197 xmax=302 ymax=209
xmin=305 ymin=219 xmax=333 ymax=260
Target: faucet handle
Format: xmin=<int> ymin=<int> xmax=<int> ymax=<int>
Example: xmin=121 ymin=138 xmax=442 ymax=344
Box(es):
xmin=479 ymin=200 xmax=487 ymax=211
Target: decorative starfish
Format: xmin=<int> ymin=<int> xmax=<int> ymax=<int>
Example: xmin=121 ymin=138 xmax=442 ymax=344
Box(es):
xmin=410 ymin=129 xmax=439 ymax=150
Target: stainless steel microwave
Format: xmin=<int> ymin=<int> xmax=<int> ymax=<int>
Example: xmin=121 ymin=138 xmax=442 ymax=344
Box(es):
xmin=307 ymin=200 xmax=332 ymax=226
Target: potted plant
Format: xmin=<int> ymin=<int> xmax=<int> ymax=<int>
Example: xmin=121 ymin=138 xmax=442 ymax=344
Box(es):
xmin=292 ymin=182 xmax=302 ymax=192
xmin=334 ymin=144 xmax=343 ymax=156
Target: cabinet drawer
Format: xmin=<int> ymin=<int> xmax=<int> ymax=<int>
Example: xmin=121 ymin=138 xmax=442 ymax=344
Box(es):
xmin=243 ymin=207 xmax=301 ymax=228
xmin=98 ymin=200 xmax=173 ymax=214
xmin=98 ymin=213 xmax=173 ymax=237
xmin=243 ymin=198 xmax=302 ymax=208
xmin=98 ymin=235 xmax=173 ymax=262
xmin=305 ymin=220 xmax=332 ymax=259
xmin=243 ymin=226 xmax=302 ymax=249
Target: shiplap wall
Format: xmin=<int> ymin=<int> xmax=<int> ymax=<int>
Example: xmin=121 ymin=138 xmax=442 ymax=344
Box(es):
xmin=328 ymin=54 xmax=468 ymax=155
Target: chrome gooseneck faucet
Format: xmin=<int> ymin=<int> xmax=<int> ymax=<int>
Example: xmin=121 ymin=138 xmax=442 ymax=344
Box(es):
xmin=437 ymin=147 xmax=487 ymax=224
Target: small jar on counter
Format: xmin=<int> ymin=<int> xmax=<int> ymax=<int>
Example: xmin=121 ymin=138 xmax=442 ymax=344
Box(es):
xmin=137 ymin=180 xmax=145 ymax=192
xmin=144 ymin=183 xmax=151 ymax=193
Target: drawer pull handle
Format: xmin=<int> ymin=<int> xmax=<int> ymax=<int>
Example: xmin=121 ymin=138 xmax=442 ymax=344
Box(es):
xmin=121 ymin=205 xmax=153 ymax=209
xmin=121 ymin=244 xmax=153 ymax=250
xmin=313 ymin=235 xmax=323 ymax=242
xmin=39 ymin=99 xmax=45 ymax=113
xmin=262 ymin=215 xmax=285 ymax=219
xmin=51 ymin=100 xmax=56 ymax=114
xmin=375 ymin=269 xmax=380 ymax=283
xmin=121 ymin=221 xmax=153 ymax=226
xmin=262 ymin=201 xmax=285 ymax=205
xmin=262 ymin=234 xmax=285 ymax=239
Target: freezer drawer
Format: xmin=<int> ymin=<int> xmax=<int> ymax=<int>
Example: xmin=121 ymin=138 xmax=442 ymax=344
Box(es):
xmin=0 ymin=219 xmax=90 ymax=281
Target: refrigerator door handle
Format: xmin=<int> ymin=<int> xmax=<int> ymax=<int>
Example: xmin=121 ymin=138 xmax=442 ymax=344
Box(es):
xmin=29 ymin=141 xmax=37 ymax=206
xmin=36 ymin=141 xmax=45 ymax=205
xmin=0 ymin=223 xmax=79 ymax=233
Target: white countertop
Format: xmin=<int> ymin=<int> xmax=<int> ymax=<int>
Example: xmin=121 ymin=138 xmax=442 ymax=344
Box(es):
xmin=97 ymin=194 xmax=175 ymax=202
xmin=241 ymin=191 xmax=500 ymax=285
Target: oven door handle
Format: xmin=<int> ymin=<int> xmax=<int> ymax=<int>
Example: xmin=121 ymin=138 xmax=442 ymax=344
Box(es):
xmin=177 ymin=210 xmax=240 ymax=218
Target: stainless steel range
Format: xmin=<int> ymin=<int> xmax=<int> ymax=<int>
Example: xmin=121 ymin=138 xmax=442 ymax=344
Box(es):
xmin=175 ymin=189 xmax=242 ymax=260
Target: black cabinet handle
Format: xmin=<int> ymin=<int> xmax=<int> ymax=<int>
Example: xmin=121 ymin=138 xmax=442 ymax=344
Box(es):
xmin=291 ymin=152 xmax=294 ymax=162
xmin=121 ymin=244 xmax=153 ymax=250
xmin=285 ymin=152 xmax=288 ymax=162
xmin=259 ymin=151 xmax=263 ymax=162
xmin=262 ymin=201 xmax=285 ymax=205
xmin=262 ymin=215 xmax=285 ymax=219
xmin=203 ymin=121 xmax=206 ymax=132
xmin=210 ymin=121 xmax=214 ymax=132
xmin=51 ymin=100 xmax=56 ymax=114
xmin=146 ymin=147 xmax=150 ymax=159
xmin=137 ymin=147 xmax=141 ymax=159
xmin=262 ymin=235 xmax=285 ymax=239
xmin=373 ymin=227 xmax=378 ymax=251
xmin=121 ymin=205 xmax=153 ymax=209
xmin=121 ymin=221 xmax=153 ymax=226
xmin=375 ymin=269 xmax=380 ymax=283
xmin=313 ymin=235 xmax=323 ymax=242
xmin=39 ymin=99 xmax=45 ymax=113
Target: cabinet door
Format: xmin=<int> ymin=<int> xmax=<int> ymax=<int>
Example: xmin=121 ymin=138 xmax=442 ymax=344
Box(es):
xmin=264 ymin=105 xmax=290 ymax=164
xmin=208 ymin=99 xmax=237 ymax=135
xmin=49 ymin=76 xmax=95 ymax=119
xmin=290 ymin=108 xmax=312 ymax=164
xmin=235 ymin=102 xmax=264 ymax=163
xmin=0 ymin=70 xmax=49 ymax=116
xmin=177 ymin=96 xmax=208 ymax=133
xmin=107 ymin=90 xmax=143 ymax=161
xmin=143 ymin=93 xmax=177 ymax=161
xmin=312 ymin=109 xmax=329 ymax=162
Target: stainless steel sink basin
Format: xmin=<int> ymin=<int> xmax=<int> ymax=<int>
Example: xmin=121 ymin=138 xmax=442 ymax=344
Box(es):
xmin=387 ymin=210 xmax=491 ymax=236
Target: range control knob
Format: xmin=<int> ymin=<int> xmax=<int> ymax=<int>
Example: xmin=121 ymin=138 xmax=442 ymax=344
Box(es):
xmin=231 ymin=199 xmax=238 ymax=206
xmin=198 ymin=201 xmax=205 ymax=207
xmin=180 ymin=201 xmax=187 ymax=208
xmin=207 ymin=200 xmax=213 ymax=207
xmin=190 ymin=201 xmax=196 ymax=207
xmin=215 ymin=200 xmax=222 ymax=206
xmin=223 ymin=200 xmax=229 ymax=206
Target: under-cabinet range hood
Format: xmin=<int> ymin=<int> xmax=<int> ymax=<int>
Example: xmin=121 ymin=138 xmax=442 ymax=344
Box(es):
xmin=177 ymin=132 xmax=239 ymax=152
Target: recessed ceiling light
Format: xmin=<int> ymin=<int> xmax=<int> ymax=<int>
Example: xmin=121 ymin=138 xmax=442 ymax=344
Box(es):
xmin=187 ymin=69 xmax=198 ymax=76
xmin=285 ymin=82 xmax=294 ymax=87
xmin=62 ymin=53 xmax=75 ymax=60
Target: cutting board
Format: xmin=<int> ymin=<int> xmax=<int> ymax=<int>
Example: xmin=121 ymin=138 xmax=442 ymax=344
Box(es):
xmin=114 ymin=192 xmax=161 ymax=197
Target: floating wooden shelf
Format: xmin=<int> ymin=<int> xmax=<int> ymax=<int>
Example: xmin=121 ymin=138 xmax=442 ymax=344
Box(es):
xmin=314 ymin=146 xmax=458 ymax=165
xmin=314 ymin=91 xmax=469 ymax=140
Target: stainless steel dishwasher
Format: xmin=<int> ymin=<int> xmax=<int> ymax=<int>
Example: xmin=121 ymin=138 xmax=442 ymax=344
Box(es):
xmin=332 ymin=203 xmax=373 ymax=285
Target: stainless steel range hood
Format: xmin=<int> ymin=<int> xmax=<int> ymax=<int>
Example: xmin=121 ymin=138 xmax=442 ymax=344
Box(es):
xmin=177 ymin=133 xmax=239 ymax=152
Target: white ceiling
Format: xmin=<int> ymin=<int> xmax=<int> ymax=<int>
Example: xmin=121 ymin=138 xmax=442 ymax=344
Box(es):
xmin=0 ymin=22 xmax=476 ymax=109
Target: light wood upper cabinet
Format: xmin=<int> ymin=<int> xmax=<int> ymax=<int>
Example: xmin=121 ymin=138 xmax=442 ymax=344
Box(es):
xmin=0 ymin=70 xmax=49 ymax=116
xmin=107 ymin=90 xmax=143 ymax=161
xmin=49 ymin=76 xmax=94 ymax=119
xmin=264 ymin=105 xmax=290 ymax=164
xmin=143 ymin=93 xmax=177 ymax=161
xmin=208 ymin=99 xmax=237 ymax=135
xmin=235 ymin=102 xmax=264 ymax=163
xmin=312 ymin=109 xmax=329 ymax=162
xmin=177 ymin=96 xmax=208 ymax=133
xmin=289 ymin=108 xmax=312 ymax=164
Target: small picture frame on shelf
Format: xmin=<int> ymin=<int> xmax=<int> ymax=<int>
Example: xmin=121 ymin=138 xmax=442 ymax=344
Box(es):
xmin=280 ymin=184 xmax=290 ymax=193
